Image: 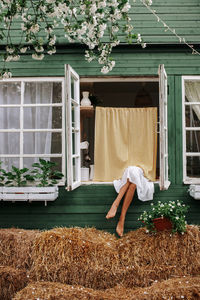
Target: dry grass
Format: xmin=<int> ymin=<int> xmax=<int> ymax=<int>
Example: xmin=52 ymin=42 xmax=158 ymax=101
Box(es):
xmin=1 ymin=225 xmax=200 ymax=299
xmin=0 ymin=266 xmax=27 ymax=300
xmin=12 ymin=277 xmax=200 ymax=300
xmin=29 ymin=227 xmax=120 ymax=289
xmin=129 ymin=276 xmax=200 ymax=299
xmin=117 ymin=225 xmax=200 ymax=287
xmin=13 ymin=281 xmax=107 ymax=300
xmin=0 ymin=228 xmax=40 ymax=270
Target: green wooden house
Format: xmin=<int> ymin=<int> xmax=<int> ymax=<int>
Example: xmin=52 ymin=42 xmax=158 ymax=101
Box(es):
xmin=0 ymin=0 xmax=200 ymax=233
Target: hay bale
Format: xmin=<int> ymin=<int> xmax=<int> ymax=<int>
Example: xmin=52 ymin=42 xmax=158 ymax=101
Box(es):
xmin=0 ymin=266 xmax=28 ymax=300
xmin=117 ymin=225 xmax=200 ymax=288
xmin=130 ymin=276 xmax=200 ymax=299
xmin=0 ymin=228 xmax=40 ymax=270
xmin=29 ymin=227 xmax=120 ymax=289
xmin=13 ymin=277 xmax=200 ymax=300
xmin=104 ymin=285 xmax=138 ymax=300
xmin=13 ymin=281 xmax=109 ymax=300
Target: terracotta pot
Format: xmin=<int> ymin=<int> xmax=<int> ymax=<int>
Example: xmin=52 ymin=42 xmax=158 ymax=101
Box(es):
xmin=152 ymin=217 xmax=173 ymax=231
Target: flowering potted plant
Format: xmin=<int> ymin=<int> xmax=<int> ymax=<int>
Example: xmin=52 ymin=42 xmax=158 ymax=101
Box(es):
xmin=138 ymin=200 xmax=189 ymax=233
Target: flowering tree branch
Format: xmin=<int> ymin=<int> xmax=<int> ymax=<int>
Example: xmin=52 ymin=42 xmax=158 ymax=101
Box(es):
xmin=0 ymin=0 xmax=150 ymax=78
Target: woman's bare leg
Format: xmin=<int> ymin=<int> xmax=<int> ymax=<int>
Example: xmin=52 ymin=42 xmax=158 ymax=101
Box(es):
xmin=106 ymin=180 xmax=130 ymax=219
xmin=116 ymin=183 xmax=136 ymax=237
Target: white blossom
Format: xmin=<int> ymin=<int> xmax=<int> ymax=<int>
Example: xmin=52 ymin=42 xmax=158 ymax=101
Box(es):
xmin=98 ymin=1 xmax=107 ymax=8
xmin=1 ymin=71 xmax=12 ymax=79
xmin=32 ymin=53 xmax=44 ymax=60
xmin=20 ymin=47 xmax=27 ymax=53
xmin=122 ymin=3 xmax=131 ymax=13
xmin=90 ymin=4 xmax=97 ymax=14
xmin=30 ymin=24 xmax=40 ymax=33
xmin=49 ymin=35 xmax=56 ymax=46
xmin=6 ymin=46 xmax=15 ymax=54
xmin=137 ymin=33 xmax=142 ymax=43
xmin=101 ymin=65 xmax=109 ymax=74
xmin=34 ymin=46 xmax=44 ymax=53
xmin=47 ymin=48 xmax=56 ymax=55
xmin=21 ymin=23 xmax=26 ymax=31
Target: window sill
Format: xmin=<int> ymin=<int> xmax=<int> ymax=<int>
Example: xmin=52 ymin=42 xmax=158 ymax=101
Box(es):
xmin=183 ymin=178 xmax=200 ymax=185
xmin=81 ymin=180 xmax=160 ymax=185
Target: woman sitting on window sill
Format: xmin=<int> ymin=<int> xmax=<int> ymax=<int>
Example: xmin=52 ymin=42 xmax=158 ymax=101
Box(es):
xmin=106 ymin=166 xmax=154 ymax=237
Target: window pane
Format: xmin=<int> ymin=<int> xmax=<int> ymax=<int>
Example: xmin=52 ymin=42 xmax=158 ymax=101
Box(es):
xmin=23 ymin=132 xmax=62 ymax=154
xmin=186 ymin=130 xmax=200 ymax=152
xmin=0 ymin=107 xmax=20 ymax=129
xmin=52 ymin=82 xmax=62 ymax=103
xmin=23 ymin=157 xmax=62 ymax=172
xmin=71 ymin=77 xmax=75 ymax=99
xmin=187 ymin=156 xmax=200 ymax=177
xmin=73 ymin=157 xmax=79 ymax=182
xmin=0 ymin=132 xmax=20 ymax=154
xmin=1 ymin=157 xmax=19 ymax=172
xmin=24 ymin=82 xmax=62 ymax=104
xmin=0 ymin=82 xmax=21 ymax=105
xmin=185 ymin=104 xmax=200 ymax=127
xmin=24 ymin=107 xmax=62 ymax=129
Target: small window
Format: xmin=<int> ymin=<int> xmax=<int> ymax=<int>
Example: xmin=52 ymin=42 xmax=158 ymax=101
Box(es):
xmin=182 ymin=76 xmax=200 ymax=184
xmin=0 ymin=78 xmax=65 ymax=182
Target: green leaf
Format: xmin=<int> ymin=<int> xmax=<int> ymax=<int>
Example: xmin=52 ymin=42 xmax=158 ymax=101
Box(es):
xmin=32 ymin=163 xmax=40 ymax=168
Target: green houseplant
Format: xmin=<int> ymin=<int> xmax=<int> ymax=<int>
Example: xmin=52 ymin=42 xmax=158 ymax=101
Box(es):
xmin=4 ymin=166 xmax=34 ymax=187
xmin=31 ymin=158 xmax=63 ymax=187
xmin=0 ymin=159 xmax=64 ymax=205
xmin=139 ymin=200 xmax=189 ymax=234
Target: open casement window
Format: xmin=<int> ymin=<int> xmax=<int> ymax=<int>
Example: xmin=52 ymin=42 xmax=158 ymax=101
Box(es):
xmin=65 ymin=64 xmax=81 ymax=191
xmin=158 ymin=64 xmax=170 ymax=190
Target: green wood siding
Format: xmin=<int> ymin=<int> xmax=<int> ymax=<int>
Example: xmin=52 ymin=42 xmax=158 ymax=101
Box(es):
xmin=1 ymin=46 xmax=200 ymax=77
xmin=1 ymin=0 xmax=200 ymax=232
xmin=0 ymin=46 xmax=199 ymax=232
xmin=0 ymin=185 xmax=198 ymax=234
xmin=2 ymin=0 xmax=200 ymax=45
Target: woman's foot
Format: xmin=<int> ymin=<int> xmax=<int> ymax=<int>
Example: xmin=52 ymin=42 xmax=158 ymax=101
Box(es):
xmin=116 ymin=221 xmax=124 ymax=237
xmin=106 ymin=204 xmax=118 ymax=219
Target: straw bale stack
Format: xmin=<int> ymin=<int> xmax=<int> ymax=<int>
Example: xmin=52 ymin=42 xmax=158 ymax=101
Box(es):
xmin=13 ymin=281 xmax=108 ymax=300
xmin=128 ymin=276 xmax=200 ymax=299
xmin=29 ymin=227 xmax=120 ymax=289
xmin=0 ymin=266 xmax=27 ymax=300
xmin=0 ymin=228 xmax=40 ymax=270
xmin=117 ymin=225 xmax=200 ymax=288
xmin=12 ymin=277 xmax=200 ymax=300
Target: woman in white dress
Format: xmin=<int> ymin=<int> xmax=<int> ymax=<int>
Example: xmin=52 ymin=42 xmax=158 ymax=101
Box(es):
xmin=106 ymin=166 xmax=154 ymax=237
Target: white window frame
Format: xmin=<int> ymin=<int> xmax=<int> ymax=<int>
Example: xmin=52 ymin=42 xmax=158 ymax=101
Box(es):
xmin=182 ymin=75 xmax=200 ymax=184
xmin=66 ymin=66 xmax=169 ymax=190
xmin=65 ymin=64 xmax=81 ymax=191
xmin=158 ymin=64 xmax=170 ymax=190
xmin=0 ymin=77 xmax=65 ymax=184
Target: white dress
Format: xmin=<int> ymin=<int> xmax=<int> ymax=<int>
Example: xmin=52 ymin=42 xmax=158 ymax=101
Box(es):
xmin=113 ymin=166 xmax=154 ymax=201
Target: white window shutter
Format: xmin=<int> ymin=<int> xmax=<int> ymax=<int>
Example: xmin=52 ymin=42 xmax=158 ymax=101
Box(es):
xmin=158 ymin=64 xmax=170 ymax=190
xmin=65 ymin=64 xmax=81 ymax=191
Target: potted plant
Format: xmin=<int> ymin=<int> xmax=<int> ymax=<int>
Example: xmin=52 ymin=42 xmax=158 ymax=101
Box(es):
xmin=138 ymin=200 xmax=189 ymax=234
xmin=2 ymin=166 xmax=35 ymax=201
xmin=1 ymin=159 xmax=64 ymax=205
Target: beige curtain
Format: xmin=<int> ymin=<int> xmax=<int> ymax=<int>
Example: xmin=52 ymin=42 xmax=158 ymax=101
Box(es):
xmin=94 ymin=107 xmax=157 ymax=182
